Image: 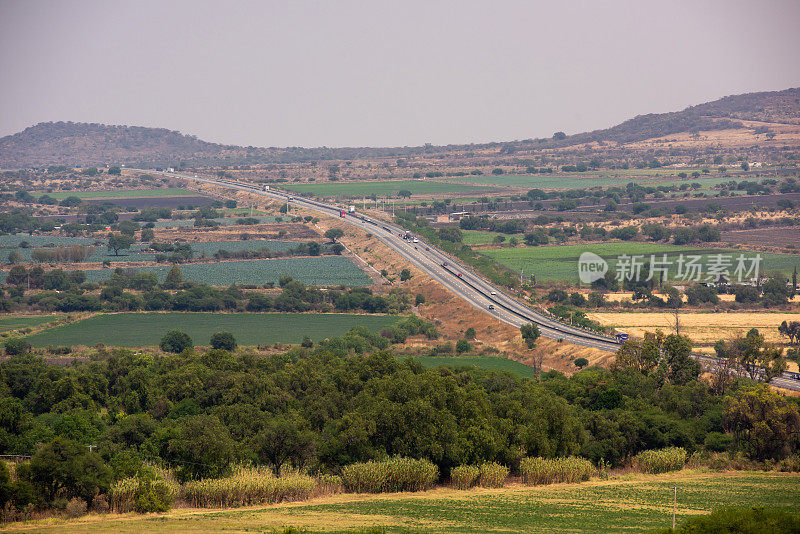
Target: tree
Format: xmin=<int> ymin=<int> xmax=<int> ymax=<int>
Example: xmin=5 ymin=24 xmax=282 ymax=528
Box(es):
xmin=252 ymin=417 xmax=315 ymax=475
xmin=108 ymin=166 xmax=121 ymax=175
xmin=574 ymin=357 xmax=589 ymax=369
xmin=761 ymin=277 xmax=789 ymax=306
xmin=464 ymin=327 xmax=476 ymax=340
xmin=324 ymin=228 xmax=344 ymax=242
xmin=685 ymin=283 xmax=719 ymax=305
xmin=552 ymin=131 xmax=567 ymax=141
xmin=4 ymin=338 xmax=31 ymax=355
xmin=520 ymin=323 xmax=540 ymax=348
xmin=415 ymin=293 xmax=426 ymax=306
xmin=140 ymin=228 xmax=155 ymax=241
xmin=167 ymin=415 xmax=237 ymax=481
xmin=160 ymin=330 xmax=193 ymax=353
xmin=723 ymin=385 xmax=800 ymax=460
xmin=714 ymin=328 xmax=786 ymax=382
xmin=29 ymin=437 xmax=111 ymax=505
xmin=400 ymin=269 xmax=412 ymax=282
xmin=162 ymin=264 xmax=184 ymax=289
xmin=438 ymin=227 xmax=462 ymax=243
xmin=210 ymin=331 xmax=237 ymax=351
xmin=456 ymin=339 xmax=471 ymax=354
xmin=107 ymin=233 xmax=134 ymax=256
xmin=398 ymin=189 xmax=412 ymax=198
xmin=7 ymin=250 xmax=22 ymax=265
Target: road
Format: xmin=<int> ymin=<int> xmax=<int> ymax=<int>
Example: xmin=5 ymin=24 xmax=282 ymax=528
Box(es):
xmin=138 ymin=170 xmax=800 ymax=390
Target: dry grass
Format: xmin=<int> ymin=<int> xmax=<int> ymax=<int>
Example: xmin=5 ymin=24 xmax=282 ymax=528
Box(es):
xmin=587 ymin=311 xmax=800 ymax=345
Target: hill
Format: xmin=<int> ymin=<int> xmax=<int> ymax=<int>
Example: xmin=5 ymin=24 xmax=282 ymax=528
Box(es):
xmin=1 ymin=88 xmax=798 ymax=167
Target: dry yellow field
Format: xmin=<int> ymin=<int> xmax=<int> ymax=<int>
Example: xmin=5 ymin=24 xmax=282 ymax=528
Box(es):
xmin=587 ymin=311 xmax=800 ymax=345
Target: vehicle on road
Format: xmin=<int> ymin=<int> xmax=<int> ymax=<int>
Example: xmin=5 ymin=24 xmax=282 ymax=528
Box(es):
xmin=615 ymin=332 xmax=629 ymax=343
xmin=488 ymin=304 xmax=495 ymax=310
xmin=413 ymin=238 xmax=419 ymax=243
xmin=457 ymin=273 xmax=463 ymax=278
xmin=490 ymin=291 xmax=497 ymax=295
xmin=442 ymin=262 xmax=449 ymax=267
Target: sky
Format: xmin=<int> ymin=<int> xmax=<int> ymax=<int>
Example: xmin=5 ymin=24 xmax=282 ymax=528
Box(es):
xmin=1 ymin=0 xmax=799 ymax=148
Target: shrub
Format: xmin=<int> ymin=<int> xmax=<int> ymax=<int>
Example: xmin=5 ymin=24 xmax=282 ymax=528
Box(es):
xmin=450 ymin=465 xmax=480 ymax=490
xmin=477 ymin=462 xmax=509 ymax=488
xmin=520 ymin=457 xmax=594 ymax=485
xmin=4 ymin=338 xmax=31 ymax=355
xmin=64 ymin=497 xmax=87 ymax=518
xmin=182 ymin=466 xmax=315 ymax=508
xmin=160 ymin=330 xmax=193 ymax=353
xmin=210 ymin=331 xmax=237 ymax=351
xmin=633 ymin=447 xmax=687 ymax=474
xmin=340 ymin=457 xmax=438 ymax=493
xmin=109 ymin=475 xmax=176 ymax=513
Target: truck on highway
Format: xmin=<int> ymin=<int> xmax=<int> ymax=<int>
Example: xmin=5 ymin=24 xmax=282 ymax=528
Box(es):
xmin=348 ymin=205 xmax=355 ymax=213
xmin=615 ymin=332 xmax=629 ymax=343
xmin=339 ymin=209 xmax=346 ymax=218
xmin=263 ymin=185 xmax=270 ymax=191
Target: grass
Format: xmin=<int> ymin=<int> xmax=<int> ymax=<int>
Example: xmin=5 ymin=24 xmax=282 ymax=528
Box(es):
xmin=0 ymin=315 xmax=59 ymax=333
xmin=38 ymin=188 xmax=198 ymax=200
xmin=23 ymin=312 xmax=398 ymax=347
xmin=481 ymin=242 xmax=800 ymax=282
xmin=414 ymin=355 xmax=536 ymax=379
xmin=5 ymin=471 xmax=797 ymax=533
xmin=279 ymin=180 xmax=494 ymax=197
xmin=461 ymin=230 xmax=509 ymax=246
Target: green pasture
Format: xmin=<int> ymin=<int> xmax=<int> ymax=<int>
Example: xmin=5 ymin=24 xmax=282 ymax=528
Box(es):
xmin=24 ymin=312 xmax=397 ymax=347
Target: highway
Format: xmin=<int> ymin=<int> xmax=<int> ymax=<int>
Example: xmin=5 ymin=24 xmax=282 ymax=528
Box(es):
xmin=138 ymin=169 xmax=800 ymax=390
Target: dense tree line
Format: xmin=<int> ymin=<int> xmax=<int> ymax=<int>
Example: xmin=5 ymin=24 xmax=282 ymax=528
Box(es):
xmin=0 ymin=332 xmax=797 ymax=512
xmin=0 ymin=267 xmax=410 ymax=315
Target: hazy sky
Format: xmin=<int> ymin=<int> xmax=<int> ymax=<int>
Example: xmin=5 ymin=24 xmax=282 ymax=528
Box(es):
xmin=1 ymin=0 xmax=799 ymax=148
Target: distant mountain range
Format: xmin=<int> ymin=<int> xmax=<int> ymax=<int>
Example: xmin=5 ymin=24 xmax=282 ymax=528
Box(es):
xmin=1 ymin=87 xmax=798 ymax=168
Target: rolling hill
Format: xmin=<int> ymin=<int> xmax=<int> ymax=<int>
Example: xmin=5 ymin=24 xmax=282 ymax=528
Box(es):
xmin=1 ymin=88 xmax=798 ymax=168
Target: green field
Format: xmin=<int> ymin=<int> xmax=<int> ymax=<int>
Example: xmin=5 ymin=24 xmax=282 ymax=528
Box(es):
xmin=416 ymin=355 xmax=536 ymax=378
xmin=461 ymin=230 xmax=509 ymax=245
xmin=444 ymin=173 xmax=633 ymax=189
xmin=5 ymin=472 xmax=797 ymax=533
xmin=80 ymin=257 xmax=370 ymax=286
xmin=38 ymin=188 xmax=198 ymax=200
xmin=0 ymin=315 xmax=59 ymax=333
xmin=482 ymin=242 xmax=800 ymax=283
xmin=0 ymin=235 xmax=98 ymax=247
xmin=280 ymin=180 xmax=494 ymax=197
xmin=24 ymin=312 xmax=397 ymax=347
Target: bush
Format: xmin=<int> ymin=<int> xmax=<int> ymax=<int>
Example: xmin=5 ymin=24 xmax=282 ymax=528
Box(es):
xmin=182 ymin=466 xmax=315 ymax=508
xmin=633 ymin=447 xmax=687 ymax=474
xmin=109 ymin=475 xmax=176 ymax=513
xmin=450 ymin=465 xmax=480 ymax=490
xmin=4 ymin=338 xmax=31 ymax=355
xmin=210 ymin=331 xmax=237 ymax=351
xmin=64 ymin=497 xmax=87 ymax=518
xmin=340 ymin=457 xmax=438 ymax=493
xmin=160 ymin=330 xmax=193 ymax=353
xmin=520 ymin=457 xmax=594 ymax=485
xmin=455 ymin=339 xmax=471 ymax=354
xmin=477 ymin=462 xmax=508 ymax=488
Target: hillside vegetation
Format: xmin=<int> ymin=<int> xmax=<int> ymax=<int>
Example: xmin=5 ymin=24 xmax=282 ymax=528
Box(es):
xmin=1 ymin=88 xmax=798 ymax=167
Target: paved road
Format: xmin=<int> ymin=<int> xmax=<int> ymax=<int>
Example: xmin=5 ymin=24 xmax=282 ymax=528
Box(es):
xmin=139 ymin=170 xmax=800 ymax=390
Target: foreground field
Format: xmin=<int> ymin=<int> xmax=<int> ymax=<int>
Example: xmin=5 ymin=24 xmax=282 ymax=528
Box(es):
xmin=6 ymin=471 xmax=797 ymax=533
xmin=0 ymin=315 xmax=59 ymax=333
xmin=24 ymin=312 xmax=398 ymax=347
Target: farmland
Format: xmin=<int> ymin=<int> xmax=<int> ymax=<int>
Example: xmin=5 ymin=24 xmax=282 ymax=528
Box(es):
xmin=0 ymin=314 xmax=59 ymax=333
xmin=24 ymin=312 xmax=397 ymax=347
xmin=75 ymin=257 xmax=372 ymax=286
xmin=5 ymin=471 xmax=797 ymax=533
xmin=38 ymin=188 xmax=198 ymax=200
xmin=415 ymin=355 xmax=536 ymax=378
xmin=280 ymin=180 xmax=495 ymax=197
xmin=481 ymin=242 xmax=800 ymax=283
xmin=587 ymin=311 xmax=800 ymax=347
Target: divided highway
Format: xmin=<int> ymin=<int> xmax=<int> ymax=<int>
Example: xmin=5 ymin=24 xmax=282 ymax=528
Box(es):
xmin=140 ymin=170 xmax=800 ymax=390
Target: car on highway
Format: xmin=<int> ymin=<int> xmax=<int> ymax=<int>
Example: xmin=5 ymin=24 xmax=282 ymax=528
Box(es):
xmin=442 ymin=262 xmax=448 ymax=267
xmin=457 ymin=273 xmax=463 ymax=278
xmin=413 ymin=238 xmax=419 ymax=243
xmin=488 ymin=304 xmax=495 ymax=310
xmin=490 ymin=291 xmax=497 ymax=295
